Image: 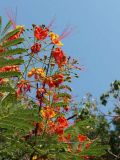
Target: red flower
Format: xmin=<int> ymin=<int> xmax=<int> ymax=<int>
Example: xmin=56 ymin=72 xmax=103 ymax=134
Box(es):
xmin=57 ymin=116 xmax=69 ymax=128
xmin=41 ymin=106 xmax=56 ymax=119
xmin=16 ymin=80 xmax=31 ymax=96
xmin=55 ymin=127 xmax=64 ymax=135
xmin=58 ymin=134 xmax=71 ymax=143
xmin=78 ymin=134 xmax=88 ymax=143
xmin=45 ymin=77 xmax=55 ymax=88
xmin=53 ymin=73 xmax=64 ymax=87
xmin=47 ymin=121 xmax=64 ymax=135
xmin=36 ymin=88 xmax=46 ymax=100
xmin=45 ymin=74 xmax=64 ymax=88
xmin=53 ymin=93 xmax=59 ymax=102
xmin=52 ymin=48 xmax=67 ymax=68
xmin=0 ymin=45 xmax=5 ymax=53
xmin=31 ymin=43 xmax=41 ymax=53
xmin=86 ymin=141 xmax=92 ymax=149
xmin=47 ymin=121 xmax=56 ymax=134
xmin=0 ymin=65 xmax=20 ymax=72
xmin=34 ymin=26 xmax=49 ymax=40
xmin=64 ymin=106 xmax=70 ymax=112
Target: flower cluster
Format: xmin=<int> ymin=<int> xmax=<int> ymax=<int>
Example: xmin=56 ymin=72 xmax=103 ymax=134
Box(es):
xmin=45 ymin=73 xmax=64 ymax=88
xmin=49 ymin=32 xmax=63 ymax=46
xmin=0 ymin=17 xmax=101 ymax=160
xmin=0 ymin=65 xmax=20 ymax=72
xmin=31 ymin=43 xmax=41 ymax=53
xmin=52 ymin=47 xmax=67 ymax=68
xmin=37 ymin=114 xmax=69 ymax=136
xmin=28 ymin=68 xmax=45 ymax=80
xmin=16 ymin=80 xmax=31 ymax=96
xmin=34 ymin=25 xmax=49 ymax=40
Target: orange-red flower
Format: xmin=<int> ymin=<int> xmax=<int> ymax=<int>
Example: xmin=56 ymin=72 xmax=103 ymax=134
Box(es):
xmin=0 ymin=65 xmax=20 ymax=72
xmin=52 ymin=48 xmax=67 ymax=68
xmin=53 ymin=93 xmax=59 ymax=102
xmin=78 ymin=134 xmax=88 ymax=143
xmin=58 ymin=134 xmax=71 ymax=143
xmin=46 ymin=116 xmax=69 ymax=136
xmin=47 ymin=120 xmax=56 ymax=134
xmin=86 ymin=141 xmax=92 ymax=149
xmin=47 ymin=121 xmax=64 ymax=135
xmin=0 ymin=45 xmax=5 ymax=53
xmin=49 ymin=32 xmax=63 ymax=46
xmin=53 ymin=73 xmax=64 ymax=87
xmin=57 ymin=116 xmax=69 ymax=128
xmin=41 ymin=106 xmax=56 ymax=119
xmin=45 ymin=77 xmax=55 ymax=88
xmin=28 ymin=68 xmax=45 ymax=80
xmin=34 ymin=26 xmax=49 ymax=40
xmin=55 ymin=127 xmax=64 ymax=135
xmin=16 ymin=80 xmax=31 ymax=96
xmin=45 ymin=73 xmax=64 ymax=88
xmin=31 ymin=43 xmax=41 ymax=53
xmin=36 ymin=88 xmax=46 ymax=100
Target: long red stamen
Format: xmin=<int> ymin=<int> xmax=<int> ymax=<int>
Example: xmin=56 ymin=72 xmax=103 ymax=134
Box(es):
xmin=6 ymin=8 xmax=16 ymax=29
xmin=59 ymin=26 xmax=74 ymax=40
xmin=47 ymin=16 xmax=56 ymax=29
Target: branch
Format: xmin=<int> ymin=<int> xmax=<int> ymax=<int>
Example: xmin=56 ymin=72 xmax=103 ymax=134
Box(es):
xmin=107 ymin=150 xmax=119 ymax=159
xmin=67 ymin=114 xmax=77 ymax=120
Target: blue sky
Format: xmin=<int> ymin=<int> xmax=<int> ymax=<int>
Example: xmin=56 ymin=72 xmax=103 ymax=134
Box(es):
xmin=1 ymin=0 xmax=120 ymax=103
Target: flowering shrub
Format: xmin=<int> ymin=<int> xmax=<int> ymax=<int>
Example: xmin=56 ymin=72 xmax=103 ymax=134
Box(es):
xmin=0 ymin=16 xmax=108 ymax=160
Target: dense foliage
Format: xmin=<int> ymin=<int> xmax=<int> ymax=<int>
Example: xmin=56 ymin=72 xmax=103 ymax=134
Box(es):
xmin=0 ymin=16 xmax=119 ymax=160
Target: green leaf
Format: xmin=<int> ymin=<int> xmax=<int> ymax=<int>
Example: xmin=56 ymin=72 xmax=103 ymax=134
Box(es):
xmin=3 ymin=38 xmax=24 ymax=48
xmin=1 ymin=20 xmax=12 ymax=35
xmin=0 ymin=108 xmax=39 ymax=136
xmin=1 ymin=28 xmax=21 ymax=42
xmin=65 ymin=118 xmax=96 ymax=135
xmin=0 ymin=48 xmax=26 ymax=57
xmin=80 ymin=143 xmax=109 ymax=157
xmin=0 ymin=86 xmax=14 ymax=92
xmin=57 ymin=92 xmax=71 ymax=99
xmin=59 ymin=85 xmax=72 ymax=91
xmin=1 ymin=93 xmax=16 ymax=106
xmin=0 ymin=58 xmax=24 ymax=67
xmin=0 ymin=71 xmax=21 ymax=78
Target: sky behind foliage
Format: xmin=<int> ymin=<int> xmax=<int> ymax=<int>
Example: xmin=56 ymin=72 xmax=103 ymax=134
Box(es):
xmin=1 ymin=0 xmax=120 ymax=102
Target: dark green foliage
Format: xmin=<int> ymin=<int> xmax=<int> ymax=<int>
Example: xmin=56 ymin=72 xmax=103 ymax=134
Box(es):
xmin=0 ymin=17 xmax=110 ymax=159
xmin=0 ymin=71 xmax=21 ymax=78
xmin=0 ymin=48 xmax=26 ymax=57
xmin=1 ymin=27 xmax=22 ymax=42
xmin=0 ymin=18 xmax=25 ymax=80
xmin=2 ymin=37 xmax=24 ymax=48
xmin=59 ymin=85 xmax=72 ymax=92
xmin=0 ymin=58 xmax=24 ymax=67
